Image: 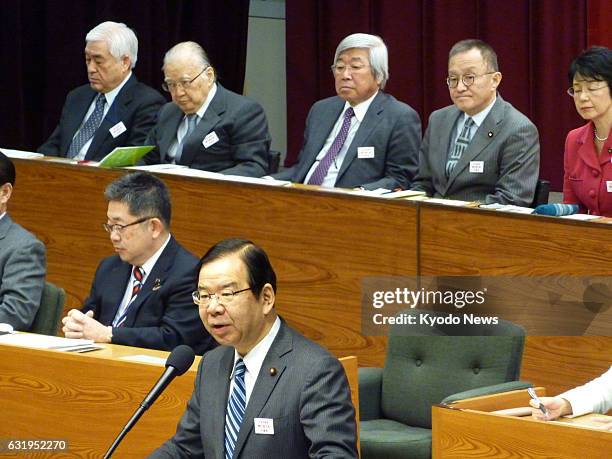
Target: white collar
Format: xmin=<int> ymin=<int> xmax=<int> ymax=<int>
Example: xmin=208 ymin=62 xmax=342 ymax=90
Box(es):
xmin=138 ymin=233 xmax=171 ymax=276
xmin=100 ymin=71 xmax=132 ymax=107
xmin=344 ymin=90 xmax=379 ymax=122
xmin=231 ymin=316 xmax=281 ymax=379
xmin=192 ymin=82 xmax=218 ymax=119
xmin=464 ymin=95 xmax=497 ymax=127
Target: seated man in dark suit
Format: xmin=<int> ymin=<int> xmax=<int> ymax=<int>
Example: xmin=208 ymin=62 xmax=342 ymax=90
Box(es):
xmin=271 ymin=33 xmax=421 ymax=190
xmin=411 ymin=39 xmax=540 ymax=205
xmin=150 ymin=239 xmax=358 ymax=458
xmin=141 ymin=41 xmax=271 ymax=177
xmin=0 ymin=153 xmax=46 ymax=330
xmin=62 ymin=172 xmax=214 ymax=355
xmin=38 ymin=21 xmax=165 ymax=161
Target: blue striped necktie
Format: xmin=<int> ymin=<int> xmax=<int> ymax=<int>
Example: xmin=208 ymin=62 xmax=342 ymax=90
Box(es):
xmin=174 ymin=114 xmax=198 ymax=164
xmin=67 ymin=94 xmax=106 ymax=158
xmin=446 ymin=117 xmax=475 ymax=177
xmin=225 ymin=358 xmax=246 ymax=459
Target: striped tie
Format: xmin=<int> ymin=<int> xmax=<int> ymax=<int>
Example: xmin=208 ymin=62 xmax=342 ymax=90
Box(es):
xmin=174 ymin=114 xmax=199 ymax=164
xmin=446 ymin=117 xmax=475 ymax=177
xmin=112 ymin=266 xmax=144 ymax=327
xmin=131 ymin=266 xmax=144 ymax=298
xmin=67 ymin=94 xmax=106 ymax=158
xmin=225 ymin=359 xmax=246 ymax=459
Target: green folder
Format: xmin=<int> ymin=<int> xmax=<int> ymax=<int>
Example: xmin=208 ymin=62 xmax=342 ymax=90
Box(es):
xmin=98 ymin=145 xmax=155 ymax=168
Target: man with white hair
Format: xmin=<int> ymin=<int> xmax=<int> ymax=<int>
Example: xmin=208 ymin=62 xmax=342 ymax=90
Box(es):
xmin=142 ymin=41 xmax=271 ymax=176
xmin=272 ymin=33 xmax=421 ymax=190
xmin=39 ymin=21 xmax=165 ymax=161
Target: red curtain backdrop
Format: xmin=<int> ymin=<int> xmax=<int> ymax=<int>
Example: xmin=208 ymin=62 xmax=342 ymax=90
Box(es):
xmin=286 ymin=0 xmax=588 ymax=191
xmin=587 ymin=0 xmax=612 ymax=47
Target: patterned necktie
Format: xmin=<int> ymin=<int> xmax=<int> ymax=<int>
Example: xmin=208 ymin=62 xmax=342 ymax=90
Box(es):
xmin=446 ymin=117 xmax=475 ymax=177
xmin=307 ymin=107 xmax=355 ymax=185
xmin=225 ymin=359 xmax=246 ymax=459
xmin=174 ymin=114 xmax=199 ymax=164
xmin=112 ymin=266 xmax=145 ymax=327
xmin=67 ymin=94 xmax=106 ymax=158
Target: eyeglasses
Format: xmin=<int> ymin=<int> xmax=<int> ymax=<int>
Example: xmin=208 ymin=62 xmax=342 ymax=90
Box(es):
xmin=102 ymin=216 xmax=155 ymax=234
xmin=162 ymin=67 xmax=209 ymax=92
xmin=567 ymin=84 xmax=608 ymax=97
xmin=192 ymin=287 xmax=251 ymax=307
xmin=446 ymin=72 xmax=496 ymax=88
xmin=331 ymin=63 xmax=370 ymax=75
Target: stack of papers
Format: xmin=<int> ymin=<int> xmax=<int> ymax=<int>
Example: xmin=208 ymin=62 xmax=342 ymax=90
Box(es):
xmin=479 ymin=203 xmax=535 ymax=214
xmin=0 ymin=333 xmax=102 ymax=352
xmin=0 ymin=147 xmax=44 ymax=159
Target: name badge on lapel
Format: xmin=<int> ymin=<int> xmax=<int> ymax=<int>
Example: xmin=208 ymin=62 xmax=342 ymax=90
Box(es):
xmin=469 ymin=161 xmax=484 ymax=173
xmin=254 ymin=418 xmax=274 ymax=435
xmin=357 ymin=146 xmax=375 ymax=159
xmin=202 ymin=131 xmax=220 ymax=149
xmin=109 ymin=121 xmax=127 ymax=138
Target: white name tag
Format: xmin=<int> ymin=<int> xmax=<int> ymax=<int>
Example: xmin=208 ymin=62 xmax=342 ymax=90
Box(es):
xmin=606 ymin=181 xmax=612 ymax=193
xmin=202 ymin=131 xmax=220 ymax=149
xmin=357 ymin=146 xmax=375 ymax=159
xmin=109 ymin=121 xmax=127 ymax=138
xmin=469 ymin=161 xmax=484 ymax=173
xmin=254 ymin=417 xmax=274 ymax=435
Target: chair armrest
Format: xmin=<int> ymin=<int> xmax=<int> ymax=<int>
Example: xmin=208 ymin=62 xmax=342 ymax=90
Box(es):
xmin=441 ymin=381 xmax=532 ymax=404
xmin=358 ymin=367 xmax=383 ymax=421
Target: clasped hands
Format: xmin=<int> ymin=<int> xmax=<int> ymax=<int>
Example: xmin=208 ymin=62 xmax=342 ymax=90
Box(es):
xmin=62 ymin=309 xmax=112 ymax=343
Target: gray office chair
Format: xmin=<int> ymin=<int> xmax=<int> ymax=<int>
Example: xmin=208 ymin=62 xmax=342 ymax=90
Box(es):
xmin=359 ymin=309 xmax=529 ymax=459
xmin=30 ymin=281 xmax=65 ymax=336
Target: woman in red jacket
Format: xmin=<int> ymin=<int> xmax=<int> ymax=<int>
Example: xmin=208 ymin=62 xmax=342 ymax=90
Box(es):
xmin=563 ymin=46 xmax=612 ymax=216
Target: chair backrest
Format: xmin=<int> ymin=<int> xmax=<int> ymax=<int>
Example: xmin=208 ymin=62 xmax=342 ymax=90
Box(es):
xmin=532 ymin=179 xmax=550 ymax=207
xmin=268 ymin=150 xmax=281 ymax=174
xmin=380 ymin=309 xmax=524 ymax=429
xmin=30 ymin=281 xmax=65 ymax=336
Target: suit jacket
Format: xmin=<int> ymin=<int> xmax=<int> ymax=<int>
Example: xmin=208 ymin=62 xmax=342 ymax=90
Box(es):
xmin=38 ymin=74 xmax=165 ymax=160
xmin=81 ymin=236 xmax=214 ymax=355
xmin=0 ymin=214 xmax=46 ymax=330
xmin=411 ymin=95 xmax=540 ymax=206
xmin=143 ymin=84 xmax=271 ymax=177
xmin=563 ymin=121 xmax=612 ymax=216
xmin=150 ymin=319 xmax=358 ymax=458
xmin=273 ymin=92 xmax=421 ymax=190
xmin=561 ymin=366 xmax=612 ymax=417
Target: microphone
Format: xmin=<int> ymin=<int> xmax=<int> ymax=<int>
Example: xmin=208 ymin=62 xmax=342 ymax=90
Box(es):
xmin=103 ymin=345 xmax=195 ymax=459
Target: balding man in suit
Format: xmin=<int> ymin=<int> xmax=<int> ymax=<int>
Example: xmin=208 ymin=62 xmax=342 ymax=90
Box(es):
xmin=411 ymin=39 xmax=540 ymax=205
xmin=149 ymin=239 xmax=357 ymax=458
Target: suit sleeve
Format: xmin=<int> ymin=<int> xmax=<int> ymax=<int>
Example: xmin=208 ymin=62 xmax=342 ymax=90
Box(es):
xmin=300 ymin=355 xmax=359 ymax=458
xmin=218 ymin=99 xmax=271 ymax=177
xmin=410 ymin=117 xmax=436 ymax=196
xmin=148 ymin=358 xmax=206 ymax=458
xmin=141 ymin=116 xmax=165 ymax=165
xmin=361 ymin=104 xmax=422 ymax=191
xmin=0 ymin=238 xmax=46 ymax=330
xmin=485 ymin=120 xmax=540 ymax=206
xmin=126 ymin=88 xmax=166 ymax=147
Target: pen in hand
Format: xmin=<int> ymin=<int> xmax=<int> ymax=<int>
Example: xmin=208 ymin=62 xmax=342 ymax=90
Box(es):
xmin=528 ymin=387 xmax=548 ymax=416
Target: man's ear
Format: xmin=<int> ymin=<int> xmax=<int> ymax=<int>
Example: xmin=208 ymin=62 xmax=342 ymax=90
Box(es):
xmin=148 ymin=217 xmax=166 ymax=238
xmin=261 ymin=284 xmax=275 ymax=314
xmin=0 ymin=182 xmax=13 ymax=210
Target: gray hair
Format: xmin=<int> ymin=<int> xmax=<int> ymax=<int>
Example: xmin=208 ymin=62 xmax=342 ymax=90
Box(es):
xmin=449 ymin=39 xmax=499 ymax=72
xmin=86 ymin=21 xmax=138 ymax=69
xmin=334 ymin=33 xmax=389 ymax=89
xmin=163 ymin=41 xmax=213 ymax=79
xmin=105 ymin=172 xmax=171 ymax=228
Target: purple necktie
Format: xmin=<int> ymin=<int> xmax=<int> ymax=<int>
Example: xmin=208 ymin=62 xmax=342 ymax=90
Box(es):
xmin=307 ymin=107 xmax=355 ymax=185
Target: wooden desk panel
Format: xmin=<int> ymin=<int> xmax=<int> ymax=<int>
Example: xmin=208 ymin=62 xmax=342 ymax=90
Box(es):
xmin=11 ymin=159 xmax=417 ymax=366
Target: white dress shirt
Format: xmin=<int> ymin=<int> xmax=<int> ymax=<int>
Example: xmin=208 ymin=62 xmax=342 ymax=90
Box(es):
xmin=448 ymin=95 xmax=497 ymax=157
xmin=561 ymin=365 xmax=612 ymax=417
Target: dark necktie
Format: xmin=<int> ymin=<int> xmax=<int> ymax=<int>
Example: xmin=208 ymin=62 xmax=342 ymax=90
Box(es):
xmin=307 ymin=107 xmax=355 ymax=185
xmin=174 ymin=114 xmax=198 ymax=164
xmin=225 ymin=359 xmax=246 ymax=459
xmin=446 ymin=117 xmax=475 ymax=177
xmin=112 ymin=266 xmax=145 ymax=327
xmin=67 ymin=94 xmax=106 ymax=158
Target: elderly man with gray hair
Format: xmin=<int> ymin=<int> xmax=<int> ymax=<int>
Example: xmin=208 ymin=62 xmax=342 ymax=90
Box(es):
xmin=142 ymin=41 xmax=271 ymax=176
xmin=272 ymin=33 xmax=421 ymax=190
xmin=39 ymin=21 xmax=165 ymax=161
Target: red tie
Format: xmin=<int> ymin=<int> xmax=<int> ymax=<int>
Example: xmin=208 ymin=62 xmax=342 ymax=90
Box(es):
xmin=131 ymin=266 xmax=144 ymax=298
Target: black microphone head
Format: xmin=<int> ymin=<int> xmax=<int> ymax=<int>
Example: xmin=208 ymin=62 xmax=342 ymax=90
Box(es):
xmin=166 ymin=345 xmax=195 ymax=376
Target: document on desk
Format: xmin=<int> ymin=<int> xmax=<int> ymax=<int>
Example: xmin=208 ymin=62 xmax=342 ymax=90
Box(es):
xmin=0 ymin=147 xmax=44 ymax=159
xmin=0 ymin=333 xmax=100 ymax=352
xmin=479 ymin=203 xmax=534 ymax=214
xmin=97 ymin=145 xmax=155 ymax=168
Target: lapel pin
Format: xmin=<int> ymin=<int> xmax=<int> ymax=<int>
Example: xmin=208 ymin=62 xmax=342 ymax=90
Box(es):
xmin=269 ymin=367 xmax=277 ymax=376
xmin=487 ymin=131 xmax=494 ymax=138
xmin=152 ymin=278 xmax=162 ymax=290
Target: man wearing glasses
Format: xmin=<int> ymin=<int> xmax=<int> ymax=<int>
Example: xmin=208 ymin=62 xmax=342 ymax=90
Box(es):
xmin=38 ymin=21 xmax=165 ymax=161
xmin=61 ymin=172 xmax=214 ymax=355
xmin=150 ymin=238 xmax=358 ymax=458
xmin=411 ymin=39 xmax=540 ymax=206
xmin=271 ymin=33 xmax=421 ymax=190
xmin=141 ymin=41 xmax=271 ymax=177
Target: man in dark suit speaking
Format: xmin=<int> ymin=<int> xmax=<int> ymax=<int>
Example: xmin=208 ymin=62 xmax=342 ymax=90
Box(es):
xmin=149 ymin=239 xmax=358 ymax=458
xmin=272 ymin=33 xmax=421 ymax=190
xmin=142 ymin=42 xmax=271 ymax=177
xmin=38 ymin=21 xmax=165 ymax=161
xmin=61 ymin=172 xmax=214 ymax=355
